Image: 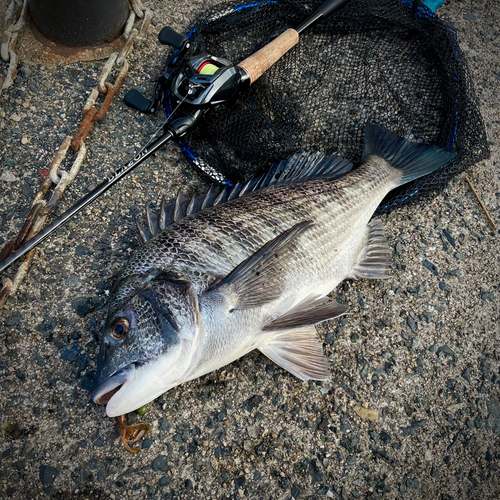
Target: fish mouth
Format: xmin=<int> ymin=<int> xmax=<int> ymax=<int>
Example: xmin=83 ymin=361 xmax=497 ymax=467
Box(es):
xmin=92 ymin=355 xmax=186 ymax=418
xmin=92 ymin=364 xmax=136 ymax=406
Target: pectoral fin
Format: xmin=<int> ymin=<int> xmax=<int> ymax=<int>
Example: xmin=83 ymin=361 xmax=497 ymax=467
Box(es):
xmin=259 ymin=326 xmax=331 ymax=381
xmin=208 ymin=221 xmax=313 ymax=309
xmin=263 ymin=295 xmax=347 ymax=331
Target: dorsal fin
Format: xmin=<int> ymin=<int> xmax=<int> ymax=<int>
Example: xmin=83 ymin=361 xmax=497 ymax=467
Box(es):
xmin=174 ymin=190 xmax=189 ymax=222
xmin=186 ymin=192 xmax=198 ymax=216
xmin=262 ymin=152 xmax=353 ymax=188
xmin=201 ymin=185 xmax=217 ymax=210
xmin=226 ymin=181 xmax=243 ymax=201
xmin=135 ymin=218 xmax=149 ymax=244
xmin=146 ymin=203 xmax=159 ymax=237
xmin=213 ymin=185 xmax=230 ymax=206
xmin=241 ymin=174 xmax=265 ymax=196
xmin=136 ymin=151 xmax=352 ymax=244
xmin=159 ymin=196 xmax=169 ymax=229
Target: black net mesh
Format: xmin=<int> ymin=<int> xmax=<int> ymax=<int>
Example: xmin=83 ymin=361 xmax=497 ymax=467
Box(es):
xmin=174 ymin=0 xmax=489 ymax=211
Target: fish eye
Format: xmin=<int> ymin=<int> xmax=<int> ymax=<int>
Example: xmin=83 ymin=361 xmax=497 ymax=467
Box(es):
xmin=110 ymin=318 xmax=129 ymax=340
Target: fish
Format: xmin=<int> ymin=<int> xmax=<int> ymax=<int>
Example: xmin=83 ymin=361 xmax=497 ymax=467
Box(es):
xmin=92 ymin=124 xmax=456 ymax=418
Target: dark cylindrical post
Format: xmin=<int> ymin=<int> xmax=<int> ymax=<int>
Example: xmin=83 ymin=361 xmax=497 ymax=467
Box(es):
xmin=28 ymin=0 xmax=129 ymax=46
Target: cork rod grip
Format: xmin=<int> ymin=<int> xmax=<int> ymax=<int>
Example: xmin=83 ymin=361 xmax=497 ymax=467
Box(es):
xmin=238 ymin=28 xmax=299 ymax=84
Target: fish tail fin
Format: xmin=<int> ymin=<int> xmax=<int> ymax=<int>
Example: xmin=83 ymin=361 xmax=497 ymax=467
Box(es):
xmin=363 ymin=123 xmax=457 ymax=187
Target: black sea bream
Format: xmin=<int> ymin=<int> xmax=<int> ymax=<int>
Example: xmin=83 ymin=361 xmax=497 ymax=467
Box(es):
xmin=93 ymin=124 xmax=456 ymax=417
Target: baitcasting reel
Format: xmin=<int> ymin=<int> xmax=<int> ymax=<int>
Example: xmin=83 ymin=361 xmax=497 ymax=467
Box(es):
xmin=124 ymin=26 xmax=250 ymax=117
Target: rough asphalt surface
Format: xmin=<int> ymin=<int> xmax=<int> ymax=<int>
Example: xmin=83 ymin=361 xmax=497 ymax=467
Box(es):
xmin=0 ymin=0 xmax=499 ymax=499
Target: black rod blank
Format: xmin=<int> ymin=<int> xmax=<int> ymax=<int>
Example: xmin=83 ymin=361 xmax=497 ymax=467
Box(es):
xmin=0 ymin=131 xmax=174 ymax=274
xmin=296 ymin=0 xmax=350 ymax=34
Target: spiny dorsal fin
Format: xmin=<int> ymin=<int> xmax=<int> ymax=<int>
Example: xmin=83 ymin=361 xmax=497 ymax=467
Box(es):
xmin=135 ymin=203 xmax=160 ymax=244
xmin=186 ymin=191 xmax=197 ymax=216
xmin=174 ymin=190 xmax=189 ymax=222
xmin=159 ymin=196 xmax=169 ymax=230
xmin=135 ymin=218 xmax=149 ymax=244
xmin=259 ymin=326 xmax=331 ymax=381
xmin=136 ymin=151 xmax=352 ymax=244
xmin=201 ymin=185 xmax=217 ymax=210
xmin=352 ymin=218 xmax=392 ymax=279
xmin=136 ymin=192 xmax=188 ymax=244
xmin=227 ymin=182 xmax=244 ymax=201
xmin=213 ymin=185 xmax=230 ymax=206
xmin=146 ymin=203 xmax=160 ymax=237
xmin=239 ymin=174 xmax=265 ymax=196
xmin=238 ymin=177 xmax=260 ymax=197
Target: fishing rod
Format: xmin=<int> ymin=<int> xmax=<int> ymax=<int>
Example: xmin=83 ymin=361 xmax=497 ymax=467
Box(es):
xmin=0 ymin=0 xmax=350 ymax=274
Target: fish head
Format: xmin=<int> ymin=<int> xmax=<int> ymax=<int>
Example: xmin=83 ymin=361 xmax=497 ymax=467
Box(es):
xmin=92 ymin=278 xmax=200 ymax=417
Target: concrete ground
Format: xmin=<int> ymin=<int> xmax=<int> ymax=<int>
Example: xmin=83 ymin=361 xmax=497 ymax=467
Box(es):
xmin=0 ymin=0 xmax=499 ymax=499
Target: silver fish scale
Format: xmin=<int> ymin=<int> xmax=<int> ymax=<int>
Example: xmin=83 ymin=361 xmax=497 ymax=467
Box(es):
xmin=110 ymin=158 xmax=399 ymax=313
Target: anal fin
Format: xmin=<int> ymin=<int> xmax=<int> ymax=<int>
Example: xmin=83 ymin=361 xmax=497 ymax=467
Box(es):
xmin=259 ymin=326 xmax=331 ymax=381
xmin=352 ymin=218 xmax=392 ymax=280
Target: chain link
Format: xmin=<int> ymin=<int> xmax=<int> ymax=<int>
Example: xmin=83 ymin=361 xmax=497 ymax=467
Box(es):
xmin=0 ymin=0 xmax=28 ymax=93
xmin=97 ymin=52 xmax=119 ymax=93
xmin=116 ymin=31 xmax=138 ymax=66
xmin=0 ymin=1 xmax=154 ymax=309
xmin=130 ymin=0 xmax=146 ymax=19
xmin=138 ymin=9 xmax=153 ymax=41
xmin=71 ymin=57 xmax=130 ymax=151
xmin=124 ymin=1 xmax=153 ymax=42
xmin=123 ymin=12 xmax=137 ymax=40
xmin=44 ymin=140 xmax=87 ymax=213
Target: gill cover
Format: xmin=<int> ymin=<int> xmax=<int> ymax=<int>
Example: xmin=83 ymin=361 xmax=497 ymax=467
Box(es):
xmin=93 ymin=277 xmax=200 ymax=415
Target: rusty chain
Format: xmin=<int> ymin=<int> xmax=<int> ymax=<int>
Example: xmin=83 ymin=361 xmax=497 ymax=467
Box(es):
xmin=0 ymin=2 xmax=154 ymax=309
xmin=0 ymin=0 xmax=28 ymax=94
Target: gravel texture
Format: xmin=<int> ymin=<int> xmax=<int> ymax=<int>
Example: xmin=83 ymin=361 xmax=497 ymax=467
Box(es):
xmin=0 ymin=0 xmax=499 ymax=499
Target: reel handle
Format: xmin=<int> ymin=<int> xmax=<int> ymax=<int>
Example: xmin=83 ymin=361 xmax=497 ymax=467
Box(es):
xmin=124 ymin=88 xmax=155 ymax=113
xmin=158 ymin=26 xmax=188 ymax=50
